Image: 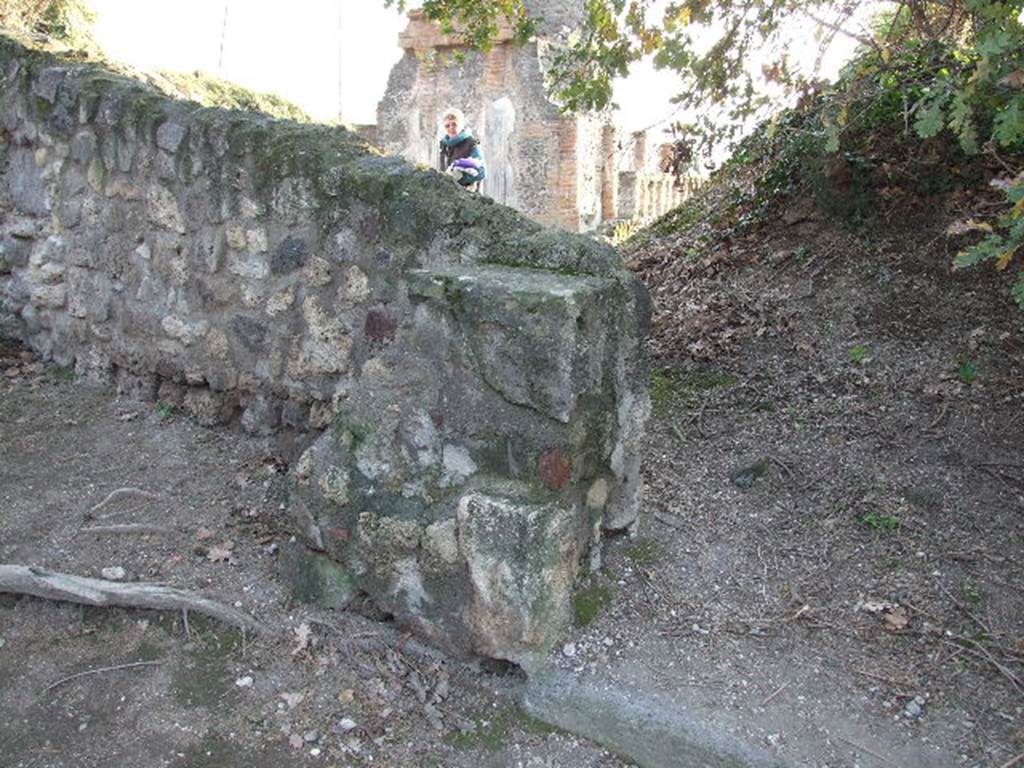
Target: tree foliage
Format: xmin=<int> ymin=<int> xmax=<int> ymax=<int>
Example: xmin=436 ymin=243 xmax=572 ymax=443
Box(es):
xmin=390 ymin=0 xmax=1024 ymax=302
xmin=383 ymin=0 xmax=537 ymax=50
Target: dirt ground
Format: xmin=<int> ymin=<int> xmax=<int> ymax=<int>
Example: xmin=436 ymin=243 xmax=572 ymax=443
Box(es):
xmin=1 ymin=207 xmax=1023 ymax=768
xmin=0 ymin=342 xmax=630 ymax=768
xmin=612 ymin=208 xmax=1024 ymax=766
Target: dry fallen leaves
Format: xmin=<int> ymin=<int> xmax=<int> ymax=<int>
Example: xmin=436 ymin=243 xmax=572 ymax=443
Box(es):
xmin=292 ymin=622 xmax=315 ymax=656
xmin=206 ymin=541 xmax=235 ymax=563
xmin=883 ymin=606 xmax=910 ymax=631
xmin=857 ymin=599 xmax=909 ymax=631
xmin=998 ymin=68 xmax=1024 ymax=90
xmin=945 ymin=219 xmax=993 ymax=236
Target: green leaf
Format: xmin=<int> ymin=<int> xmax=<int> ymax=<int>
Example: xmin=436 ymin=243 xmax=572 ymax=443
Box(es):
xmin=914 ymin=98 xmax=946 ymax=139
xmin=954 ymin=235 xmax=1004 ymax=269
xmin=948 ymin=90 xmax=979 ymax=154
xmin=1013 ymin=276 xmax=1024 ymax=308
xmin=994 ymin=99 xmax=1024 ymax=146
xmin=977 ymin=30 xmax=1014 ymax=57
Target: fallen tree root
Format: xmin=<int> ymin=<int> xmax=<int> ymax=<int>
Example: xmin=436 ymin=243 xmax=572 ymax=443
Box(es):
xmin=0 ymin=564 xmax=263 ymax=634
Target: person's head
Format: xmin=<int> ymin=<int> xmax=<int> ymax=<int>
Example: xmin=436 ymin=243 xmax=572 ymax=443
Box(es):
xmin=442 ymin=108 xmax=464 ymax=138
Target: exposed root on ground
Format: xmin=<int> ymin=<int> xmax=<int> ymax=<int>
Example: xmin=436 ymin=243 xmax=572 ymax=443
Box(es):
xmin=0 ymin=564 xmax=263 ymax=634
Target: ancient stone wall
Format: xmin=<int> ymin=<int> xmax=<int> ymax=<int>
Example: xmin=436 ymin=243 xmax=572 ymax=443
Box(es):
xmin=0 ymin=38 xmax=650 ymax=669
xmin=615 ymin=130 xmax=697 ymax=224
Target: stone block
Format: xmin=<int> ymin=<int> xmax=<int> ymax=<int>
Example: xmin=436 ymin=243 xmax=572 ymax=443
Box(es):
xmin=227 ymin=249 xmax=269 ymax=279
xmin=146 ymin=183 xmax=185 ymax=233
xmin=271 ymin=234 xmax=308 ymax=274
xmin=161 ymin=315 xmax=209 ymax=346
xmin=457 ymin=491 xmax=588 ymax=667
xmin=240 ymin=394 xmax=279 ymax=436
xmin=70 ymin=129 xmax=97 ymax=164
xmin=29 ymin=282 xmax=66 ymax=308
xmin=280 ymin=541 xmax=356 ymax=611
xmin=156 ymin=121 xmax=187 ymax=153
xmin=7 ymin=148 xmax=50 ymax=215
xmin=32 ymin=67 xmax=66 ymax=104
xmin=182 ymin=387 xmax=234 ymax=426
xmin=407 ymin=265 xmax=617 ymax=424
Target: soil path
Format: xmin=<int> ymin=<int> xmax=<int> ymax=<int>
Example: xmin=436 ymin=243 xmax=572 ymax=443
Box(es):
xmin=0 ymin=346 xmax=628 ymax=768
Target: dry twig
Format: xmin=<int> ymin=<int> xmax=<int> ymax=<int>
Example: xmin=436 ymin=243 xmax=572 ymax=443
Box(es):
xmin=77 ymin=524 xmax=176 ymax=537
xmin=939 ymin=585 xmax=993 ymax=636
xmin=834 ymin=734 xmax=899 ymax=767
xmin=86 ymin=487 xmax=162 ymax=518
xmin=852 ymin=668 xmax=916 ymax=691
xmin=760 ymin=682 xmax=790 ymax=706
xmin=922 ymin=401 xmax=949 ymax=434
xmin=45 ymin=660 xmax=161 ymax=693
xmin=943 ymin=639 xmax=1023 ymax=693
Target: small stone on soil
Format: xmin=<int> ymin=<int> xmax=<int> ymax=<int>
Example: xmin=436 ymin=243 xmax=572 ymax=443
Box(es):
xmin=904 ymin=695 xmax=926 ymax=719
xmin=101 ymin=566 xmax=126 ymax=580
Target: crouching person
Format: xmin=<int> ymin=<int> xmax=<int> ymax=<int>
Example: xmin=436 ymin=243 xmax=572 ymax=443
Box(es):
xmin=439 ymin=108 xmax=486 ymax=192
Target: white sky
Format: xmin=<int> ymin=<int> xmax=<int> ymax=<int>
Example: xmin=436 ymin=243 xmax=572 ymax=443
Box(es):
xmin=89 ymin=0 xmax=702 ymax=131
xmin=89 ymin=1 xmax=867 ymax=134
xmin=90 ymin=0 xmax=407 ymax=125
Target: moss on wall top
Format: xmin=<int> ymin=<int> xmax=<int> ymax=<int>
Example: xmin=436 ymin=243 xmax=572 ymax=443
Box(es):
xmin=0 ymin=33 xmax=634 ymax=283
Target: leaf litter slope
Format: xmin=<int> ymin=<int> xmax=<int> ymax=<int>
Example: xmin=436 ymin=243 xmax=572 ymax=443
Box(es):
xmin=583 ymin=185 xmax=1024 ymax=765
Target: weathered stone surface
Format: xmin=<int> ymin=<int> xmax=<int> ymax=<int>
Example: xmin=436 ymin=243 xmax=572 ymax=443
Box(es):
xmin=281 ymin=541 xmax=356 ymax=610
xmin=364 ymin=307 xmax=398 ymax=340
xmin=161 ymin=315 xmax=209 ymax=346
xmin=32 ymin=67 xmax=66 ymax=103
xmin=271 ymin=235 xmax=308 ymax=274
xmin=156 ymin=121 xmax=187 ymax=153
xmin=458 ymin=492 xmax=588 ymax=666
xmin=146 ymin=183 xmax=185 ymax=233
xmin=407 ymin=265 xmax=618 ymax=424
xmin=182 ymin=388 xmax=233 ymax=426
xmin=8 ymin=148 xmax=50 ymax=215
xmin=70 ymin=129 xmax=97 ymax=163
xmin=0 ymin=35 xmax=649 ymax=666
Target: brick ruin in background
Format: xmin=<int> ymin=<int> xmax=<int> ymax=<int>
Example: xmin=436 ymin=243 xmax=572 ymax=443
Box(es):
xmin=371 ymin=3 xmax=691 ymax=233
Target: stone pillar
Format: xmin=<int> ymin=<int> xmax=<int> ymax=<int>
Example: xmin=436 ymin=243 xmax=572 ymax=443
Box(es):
xmin=617 ymin=171 xmax=637 ymax=220
xmin=632 ymin=131 xmax=646 ymax=172
xmin=600 ymin=125 xmax=618 ymax=222
xmin=484 ymin=96 xmax=516 ymax=206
